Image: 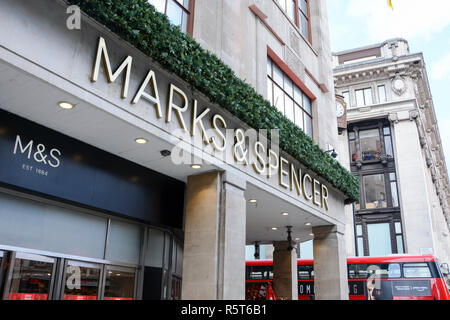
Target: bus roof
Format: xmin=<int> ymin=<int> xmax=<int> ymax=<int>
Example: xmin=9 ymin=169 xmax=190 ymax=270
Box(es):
xmin=246 ymin=255 xmax=436 ymax=266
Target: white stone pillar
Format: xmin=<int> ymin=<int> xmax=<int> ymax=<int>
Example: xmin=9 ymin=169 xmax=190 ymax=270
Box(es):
xmin=390 ymin=111 xmax=436 ymax=255
xmin=182 ymin=171 xmax=246 ymax=300
xmin=273 ymin=241 xmax=298 ymax=300
xmin=313 ymin=225 xmax=349 ymax=300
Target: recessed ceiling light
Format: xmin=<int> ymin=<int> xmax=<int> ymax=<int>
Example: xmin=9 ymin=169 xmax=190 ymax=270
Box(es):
xmin=58 ymin=101 xmax=74 ymax=110
xmin=249 ymin=199 xmax=258 ymax=203
xmin=305 ymin=222 xmax=312 ymax=226
xmin=271 ymin=227 xmax=278 ymax=231
xmin=281 ymin=212 xmax=289 ymax=216
xmin=135 ymin=138 xmax=148 ymax=144
xmin=191 ymin=164 xmax=202 ymax=169
xmin=295 ymin=237 xmax=301 ymax=241
xmin=309 ymin=233 xmax=314 ymax=237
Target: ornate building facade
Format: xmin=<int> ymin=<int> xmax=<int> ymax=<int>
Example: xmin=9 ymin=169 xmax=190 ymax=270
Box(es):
xmin=333 ymin=39 xmax=450 ymax=267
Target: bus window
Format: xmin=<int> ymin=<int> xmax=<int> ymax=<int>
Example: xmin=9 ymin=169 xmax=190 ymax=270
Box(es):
xmin=403 ymin=263 xmax=432 ymax=278
xmin=350 ymin=263 xmax=400 ymax=279
xmin=387 ymin=263 xmax=401 ymax=278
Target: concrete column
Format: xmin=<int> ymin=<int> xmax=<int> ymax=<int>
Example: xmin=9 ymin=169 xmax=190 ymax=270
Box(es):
xmin=391 ymin=113 xmax=435 ymax=255
xmin=273 ymin=241 xmax=298 ymax=300
xmin=313 ymin=225 xmax=349 ymax=300
xmin=182 ymin=171 xmax=246 ymax=300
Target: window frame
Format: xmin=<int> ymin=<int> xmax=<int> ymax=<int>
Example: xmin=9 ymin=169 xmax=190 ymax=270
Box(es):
xmin=149 ymin=0 xmax=196 ymax=35
xmin=349 ymin=119 xmax=404 ymax=257
xmin=348 ymin=122 xmax=395 ymax=165
xmin=266 ymin=50 xmax=315 ymax=138
xmin=355 ymin=216 xmax=404 ymax=257
xmin=355 ymin=87 xmax=374 ymax=107
xmin=274 ymin=0 xmax=312 ymax=43
xmin=377 ymin=84 xmax=387 ymax=103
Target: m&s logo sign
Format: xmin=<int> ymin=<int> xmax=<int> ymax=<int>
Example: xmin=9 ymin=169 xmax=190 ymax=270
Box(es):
xmin=13 ymin=135 xmax=62 ymax=168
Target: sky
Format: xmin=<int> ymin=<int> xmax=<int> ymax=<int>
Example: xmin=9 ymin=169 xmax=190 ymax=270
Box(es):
xmin=327 ymin=0 xmax=450 ymax=177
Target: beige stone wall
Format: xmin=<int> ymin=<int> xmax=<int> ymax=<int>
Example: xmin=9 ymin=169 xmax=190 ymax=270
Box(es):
xmin=192 ymin=0 xmax=338 ymax=150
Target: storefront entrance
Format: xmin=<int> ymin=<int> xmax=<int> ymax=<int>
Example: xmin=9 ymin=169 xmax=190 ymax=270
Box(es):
xmin=0 ymin=251 xmax=137 ymax=300
xmin=0 ymin=189 xmax=184 ymax=300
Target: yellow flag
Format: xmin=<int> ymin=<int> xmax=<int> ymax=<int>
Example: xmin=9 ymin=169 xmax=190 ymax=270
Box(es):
xmin=388 ymin=0 xmax=393 ymax=10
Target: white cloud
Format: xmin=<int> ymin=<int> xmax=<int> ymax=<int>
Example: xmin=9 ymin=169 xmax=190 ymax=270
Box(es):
xmin=345 ymin=0 xmax=450 ymax=42
xmin=431 ymin=52 xmax=450 ymax=80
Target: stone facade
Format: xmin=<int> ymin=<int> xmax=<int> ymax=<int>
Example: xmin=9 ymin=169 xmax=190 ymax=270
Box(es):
xmin=333 ymin=39 xmax=450 ymax=267
xmin=0 ymin=0 xmax=348 ymax=300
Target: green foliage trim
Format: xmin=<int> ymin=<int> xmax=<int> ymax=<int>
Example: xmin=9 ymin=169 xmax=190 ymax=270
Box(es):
xmin=67 ymin=0 xmax=359 ymax=203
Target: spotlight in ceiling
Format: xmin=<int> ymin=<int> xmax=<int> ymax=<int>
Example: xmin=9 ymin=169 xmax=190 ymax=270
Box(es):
xmin=135 ymin=138 xmax=148 ymax=144
xmin=58 ymin=101 xmax=74 ymax=110
xmin=249 ymin=199 xmax=258 ymax=203
xmin=271 ymin=227 xmax=278 ymax=231
xmin=305 ymin=222 xmax=312 ymax=226
xmin=191 ymin=164 xmax=202 ymax=169
xmin=281 ymin=212 xmax=289 ymax=216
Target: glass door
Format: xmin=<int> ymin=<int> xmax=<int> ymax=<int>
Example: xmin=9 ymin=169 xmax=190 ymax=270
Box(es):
xmin=62 ymin=260 xmax=102 ymax=300
xmin=2 ymin=252 xmax=56 ymax=300
xmin=103 ymin=265 xmax=136 ymax=300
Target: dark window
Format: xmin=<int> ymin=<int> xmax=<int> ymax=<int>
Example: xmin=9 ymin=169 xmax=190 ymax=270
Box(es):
xmin=104 ymin=269 xmax=135 ymax=300
xmin=360 ymin=129 xmax=381 ymax=161
xmin=148 ymin=0 xmax=194 ymax=34
xmin=267 ymin=57 xmax=313 ymax=137
xmin=363 ymin=174 xmax=387 ymax=209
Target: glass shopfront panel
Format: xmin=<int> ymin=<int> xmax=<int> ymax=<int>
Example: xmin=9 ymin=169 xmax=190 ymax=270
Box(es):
xmin=0 ymin=192 xmax=108 ymax=260
xmin=104 ymin=266 xmax=135 ymax=300
xmin=106 ymin=220 xmax=143 ymax=265
xmin=7 ymin=253 xmax=54 ymax=300
xmin=63 ymin=261 xmax=101 ymax=300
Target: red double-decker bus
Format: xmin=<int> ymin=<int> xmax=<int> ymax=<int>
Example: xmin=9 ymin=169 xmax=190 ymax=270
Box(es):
xmin=246 ymin=255 xmax=450 ymax=300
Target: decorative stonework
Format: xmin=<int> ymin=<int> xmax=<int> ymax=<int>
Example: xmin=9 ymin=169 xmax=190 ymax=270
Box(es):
xmin=409 ymin=110 xmax=419 ymax=121
xmin=392 ymin=75 xmax=407 ymax=95
xmin=388 ymin=113 xmax=399 ymax=123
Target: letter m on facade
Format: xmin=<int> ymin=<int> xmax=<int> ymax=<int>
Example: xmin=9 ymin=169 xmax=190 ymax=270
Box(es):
xmin=91 ymin=37 xmax=133 ymax=99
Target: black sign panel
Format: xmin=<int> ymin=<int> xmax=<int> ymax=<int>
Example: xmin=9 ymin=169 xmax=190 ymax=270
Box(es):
xmin=298 ymin=281 xmax=314 ymax=295
xmin=348 ymin=280 xmax=366 ymax=296
xmin=0 ymin=109 xmax=184 ymax=228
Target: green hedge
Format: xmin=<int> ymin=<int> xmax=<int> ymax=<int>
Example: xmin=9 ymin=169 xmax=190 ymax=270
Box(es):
xmin=67 ymin=0 xmax=359 ymax=203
